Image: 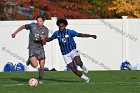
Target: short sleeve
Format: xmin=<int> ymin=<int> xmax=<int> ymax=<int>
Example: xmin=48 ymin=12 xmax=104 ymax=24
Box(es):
xmin=50 ymin=31 xmax=58 ymax=41
xmin=70 ymin=30 xmax=78 ymax=37
xmin=24 ymin=23 xmax=32 ymax=30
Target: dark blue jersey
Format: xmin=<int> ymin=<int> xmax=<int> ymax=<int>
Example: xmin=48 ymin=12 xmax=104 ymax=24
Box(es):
xmin=51 ymin=29 xmax=78 ymax=55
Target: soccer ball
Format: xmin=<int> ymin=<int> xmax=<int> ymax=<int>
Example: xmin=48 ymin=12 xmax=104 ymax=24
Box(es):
xmin=28 ymin=78 xmax=38 ymax=86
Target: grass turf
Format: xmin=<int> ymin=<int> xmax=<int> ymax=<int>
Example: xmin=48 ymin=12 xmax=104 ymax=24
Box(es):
xmin=0 ymin=71 xmax=140 ymax=93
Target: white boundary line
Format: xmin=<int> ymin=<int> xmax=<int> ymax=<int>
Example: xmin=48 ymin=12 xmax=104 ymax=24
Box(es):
xmin=3 ymin=81 xmax=140 ymax=87
xmin=4 ymin=84 xmax=27 ymax=86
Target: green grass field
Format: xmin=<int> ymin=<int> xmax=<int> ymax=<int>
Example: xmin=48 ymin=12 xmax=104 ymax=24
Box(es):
xmin=0 ymin=71 xmax=140 ymax=93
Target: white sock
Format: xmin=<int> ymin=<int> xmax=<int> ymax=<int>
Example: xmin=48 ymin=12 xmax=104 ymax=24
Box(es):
xmin=81 ymin=65 xmax=87 ymax=70
xmin=81 ymin=65 xmax=85 ymax=69
xmin=81 ymin=74 xmax=89 ymax=80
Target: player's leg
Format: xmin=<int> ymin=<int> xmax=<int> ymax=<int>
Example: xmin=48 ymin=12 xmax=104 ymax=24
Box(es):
xmin=74 ymin=56 xmax=88 ymax=73
xmin=67 ymin=61 xmax=90 ymax=83
xmin=26 ymin=49 xmax=37 ymax=66
xmin=36 ymin=48 xmax=46 ymax=84
xmin=29 ymin=56 xmax=38 ymax=68
xmin=38 ymin=59 xmax=45 ymax=84
xmin=67 ymin=62 xmax=82 ymax=76
xmin=72 ymin=49 xmax=88 ymax=73
xmin=64 ymin=54 xmax=90 ymax=83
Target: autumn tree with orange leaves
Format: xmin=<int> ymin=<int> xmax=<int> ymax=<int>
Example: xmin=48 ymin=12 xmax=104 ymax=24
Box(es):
xmin=108 ymin=0 xmax=140 ymax=18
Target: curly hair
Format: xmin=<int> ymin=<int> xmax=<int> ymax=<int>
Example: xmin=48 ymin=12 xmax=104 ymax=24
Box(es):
xmin=36 ymin=15 xmax=46 ymax=21
xmin=56 ymin=18 xmax=68 ymax=26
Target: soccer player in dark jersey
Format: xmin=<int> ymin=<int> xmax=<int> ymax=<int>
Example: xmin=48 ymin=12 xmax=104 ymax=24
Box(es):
xmin=11 ymin=15 xmax=49 ymax=84
xmin=43 ymin=18 xmax=97 ymax=83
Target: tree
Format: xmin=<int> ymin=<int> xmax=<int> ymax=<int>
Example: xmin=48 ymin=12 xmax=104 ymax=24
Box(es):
xmin=108 ymin=0 xmax=140 ymax=18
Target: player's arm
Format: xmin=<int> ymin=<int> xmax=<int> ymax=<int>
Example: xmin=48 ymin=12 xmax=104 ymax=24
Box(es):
xmin=11 ymin=25 xmax=25 ymax=38
xmin=44 ymin=31 xmax=57 ymax=42
xmin=39 ymin=35 xmax=46 ymax=45
xmin=45 ymin=37 xmax=52 ymax=42
xmin=77 ymin=33 xmax=97 ymax=39
xmin=40 ymin=35 xmax=52 ymax=43
xmin=40 ymin=28 xmax=49 ymax=45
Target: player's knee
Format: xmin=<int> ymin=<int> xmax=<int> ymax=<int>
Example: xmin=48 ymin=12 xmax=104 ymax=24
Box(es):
xmin=76 ymin=61 xmax=83 ymax=67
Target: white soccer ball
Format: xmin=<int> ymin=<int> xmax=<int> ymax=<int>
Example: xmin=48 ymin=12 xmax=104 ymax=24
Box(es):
xmin=28 ymin=78 xmax=38 ymax=86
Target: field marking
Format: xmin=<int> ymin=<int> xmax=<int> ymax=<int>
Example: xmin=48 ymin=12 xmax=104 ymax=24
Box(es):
xmin=3 ymin=81 xmax=140 ymax=87
xmin=4 ymin=84 xmax=27 ymax=86
xmin=94 ymin=81 xmax=140 ymax=84
xmin=51 ymin=81 xmax=140 ymax=84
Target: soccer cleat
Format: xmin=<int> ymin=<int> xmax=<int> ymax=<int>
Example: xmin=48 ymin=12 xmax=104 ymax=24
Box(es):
xmin=85 ymin=77 xmax=90 ymax=83
xmin=81 ymin=65 xmax=88 ymax=73
xmin=26 ymin=59 xmax=31 ymax=66
xmin=38 ymin=80 xmax=43 ymax=84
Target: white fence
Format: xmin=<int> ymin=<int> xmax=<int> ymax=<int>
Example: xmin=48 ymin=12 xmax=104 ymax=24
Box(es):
xmin=0 ymin=17 xmax=140 ymax=72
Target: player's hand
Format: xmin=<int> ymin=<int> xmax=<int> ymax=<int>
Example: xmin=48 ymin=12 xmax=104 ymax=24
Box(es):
xmin=11 ymin=33 xmax=16 ymax=38
xmin=35 ymin=37 xmax=41 ymax=41
xmin=92 ymin=35 xmax=97 ymax=39
xmin=40 ymin=35 xmax=46 ymax=45
xmin=40 ymin=35 xmax=45 ymax=40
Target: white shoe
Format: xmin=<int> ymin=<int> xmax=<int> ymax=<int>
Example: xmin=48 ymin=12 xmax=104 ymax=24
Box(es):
xmin=81 ymin=65 xmax=88 ymax=73
xmin=26 ymin=59 xmax=31 ymax=66
xmin=85 ymin=77 xmax=90 ymax=83
xmin=38 ymin=80 xmax=43 ymax=84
